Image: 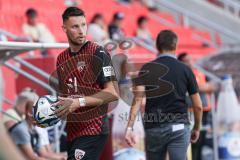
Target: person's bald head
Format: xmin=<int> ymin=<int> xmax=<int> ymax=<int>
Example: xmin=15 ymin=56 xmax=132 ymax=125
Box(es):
xmin=14 ymin=89 xmax=39 ymax=117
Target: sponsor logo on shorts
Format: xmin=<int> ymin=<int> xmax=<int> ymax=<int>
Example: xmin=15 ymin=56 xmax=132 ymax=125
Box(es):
xmin=75 ymin=149 xmax=85 ymax=160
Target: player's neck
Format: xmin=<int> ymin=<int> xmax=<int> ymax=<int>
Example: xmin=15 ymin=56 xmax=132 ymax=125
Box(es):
xmin=69 ymin=41 xmax=87 ymax=52
xmin=158 ymin=50 xmax=175 ymax=55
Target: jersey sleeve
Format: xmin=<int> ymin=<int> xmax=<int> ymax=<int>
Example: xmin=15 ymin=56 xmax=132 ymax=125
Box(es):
xmin=186 ymin=67 xmax=199 ymax=95
xmin=94 ymin=46 xmax=117 ymax=87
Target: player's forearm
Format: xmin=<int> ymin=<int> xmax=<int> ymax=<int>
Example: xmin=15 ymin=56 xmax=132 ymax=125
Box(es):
xmin=83 ymin=82 xmax=119 ymax=107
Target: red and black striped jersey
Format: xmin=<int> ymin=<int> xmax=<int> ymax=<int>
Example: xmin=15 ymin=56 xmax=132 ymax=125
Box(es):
xmin=56 ymin=41 xmax=117 ymax=142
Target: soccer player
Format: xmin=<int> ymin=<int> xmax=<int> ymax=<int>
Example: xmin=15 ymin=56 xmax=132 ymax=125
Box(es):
xmin=125 ymin=30 xmax=203 ymax=160
xmin=53 ymin=7 xmax=119 ymax=160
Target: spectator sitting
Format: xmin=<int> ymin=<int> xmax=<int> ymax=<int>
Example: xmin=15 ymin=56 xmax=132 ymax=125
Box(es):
xmin=22 ymin=8 xmax=55 ymax=43
xmin=88 ymin=13 xmax=109 ymax=45
xmin=35 ymin=126 xmax=67 ymax=160
xmin=108 ymin=12 xmax=125 ymax=42
xmin=136 ymin=15 xmax=153 ymax=45
xmin=0 ymin=118 xmax=25 ymax=160
xmin=22 ymin=8 xmax=56 ymax=57
xmin=4 ymin=89 xmax=46 ymax=160
xmin=3 ymin=88 xmax=38 ymax=131
xmin=3 ymin=88 xmax=66 ymax=160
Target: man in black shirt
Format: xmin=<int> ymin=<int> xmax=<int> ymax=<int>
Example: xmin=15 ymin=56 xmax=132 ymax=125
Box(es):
xmin=125 ymin=30 xmax=203 ymax=160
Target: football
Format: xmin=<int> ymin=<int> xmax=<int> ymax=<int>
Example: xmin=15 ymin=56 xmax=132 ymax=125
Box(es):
xmin=33 ymin=95 xmax=60 ymax=128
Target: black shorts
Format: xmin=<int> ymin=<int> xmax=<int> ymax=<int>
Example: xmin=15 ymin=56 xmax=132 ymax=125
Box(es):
xmin=67 ymin=134 xmax=109 ymax=160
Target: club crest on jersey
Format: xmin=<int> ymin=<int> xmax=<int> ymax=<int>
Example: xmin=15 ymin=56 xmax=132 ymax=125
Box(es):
xmin=75 ymin=149 xmax=85 ymax=160
xmin=77 ymin=61 xmax=86 ymax=72
xmin=103 ymin=66 xmax=115 ymax=77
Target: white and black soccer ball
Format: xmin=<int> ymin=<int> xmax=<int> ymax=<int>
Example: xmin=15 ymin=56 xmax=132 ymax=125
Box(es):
xmin=33 ymin=95 xmax=60 ymax=128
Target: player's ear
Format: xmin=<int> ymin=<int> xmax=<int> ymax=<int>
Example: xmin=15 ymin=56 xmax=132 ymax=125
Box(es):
xmin=62 ymin=25 xmax=67 ymax=33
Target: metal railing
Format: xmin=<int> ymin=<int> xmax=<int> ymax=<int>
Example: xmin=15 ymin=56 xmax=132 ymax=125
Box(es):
xmin=207 ymin=0 xmax=240 ymax=17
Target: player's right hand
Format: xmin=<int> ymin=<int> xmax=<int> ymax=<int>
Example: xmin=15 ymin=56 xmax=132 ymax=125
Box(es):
xmin=125 ymin=128 xmax=137 ymax=147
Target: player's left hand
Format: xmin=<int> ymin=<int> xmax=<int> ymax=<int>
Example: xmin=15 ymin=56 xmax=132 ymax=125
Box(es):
xmin=53 ymin=96 xmax=80 ymax=119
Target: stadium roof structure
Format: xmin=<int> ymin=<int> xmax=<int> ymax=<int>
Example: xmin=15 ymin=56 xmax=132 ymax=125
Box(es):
xmin=0 ymin=41 xmax=68 ymax=64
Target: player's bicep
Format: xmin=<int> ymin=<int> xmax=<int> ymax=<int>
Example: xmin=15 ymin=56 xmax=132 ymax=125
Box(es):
xmin=103 ymin=80 xmax=119 ymax=97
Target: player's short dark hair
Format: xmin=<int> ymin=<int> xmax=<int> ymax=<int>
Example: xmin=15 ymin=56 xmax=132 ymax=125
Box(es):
xmin=26 ymin=8 xmax=37 ymax=18
xmin=62 ymin=7 xmax=85 ymax=22
xmin=156 ymin=30 xmax=178 ymax=52
xmin=177 ymin=52 xmax=188 ymax=61
xmin=137 ymin=16 xmax=148 ymax=26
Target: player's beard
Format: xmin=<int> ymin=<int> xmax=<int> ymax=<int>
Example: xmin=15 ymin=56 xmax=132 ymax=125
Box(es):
xmin=68 ymin=34 xmax=86 ymax=46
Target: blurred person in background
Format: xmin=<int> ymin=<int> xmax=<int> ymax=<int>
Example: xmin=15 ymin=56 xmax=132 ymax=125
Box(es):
xmin=0 ymin=121 xmax=25 ymax=160
xmin=22 ymin=8 xmax=55 ymax=56
xmin=0 ymin=68 xmax=25 ymax=160
xmin=35 ymin=123 xmax=67 ymax=160
xmin=4 ymin=89 xmax=46 ymax=160
xmin=3 ymin=88 xmax=37 ymax=130
xmin=3 ymin=88 xmax=66 ymax=160
xmin=108 ymin=12 xmax=125 ymax=42
xmin=22 ymin=8 xmax=55 ymax=43
xmin=88 ymin=13 xmax=109 ymax=45
xmin=111 ymin=54 xmax=145 ymax=153
xmin=178 ymin=52 xmax=217 ymax=160
xmin=136 ymin=15 xmax=153 ymax=45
